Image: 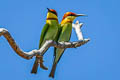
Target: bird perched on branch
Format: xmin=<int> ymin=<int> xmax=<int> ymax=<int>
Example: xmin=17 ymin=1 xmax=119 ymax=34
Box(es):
xmin=31 ymin=8 xmax=59 ymax=74
xmin=49 ymin=12 xmax=86 ymax=78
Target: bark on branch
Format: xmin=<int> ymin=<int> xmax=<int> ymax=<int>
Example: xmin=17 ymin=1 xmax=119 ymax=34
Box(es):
xmin=0 ymin=21 xmax=90 ymax=60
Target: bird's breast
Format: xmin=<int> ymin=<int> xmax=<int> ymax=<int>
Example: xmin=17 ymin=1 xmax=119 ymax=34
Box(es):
xmin=44 ymin=23 xmax=58 ymax=40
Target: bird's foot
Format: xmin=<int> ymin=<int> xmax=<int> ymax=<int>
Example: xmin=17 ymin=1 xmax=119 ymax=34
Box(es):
xmin=37 ymin=56 xmax=48 ymax=70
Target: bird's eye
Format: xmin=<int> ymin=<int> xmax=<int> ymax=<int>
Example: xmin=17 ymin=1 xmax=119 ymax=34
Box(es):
xmin=69 ymin=14 xmax=74 ymax=16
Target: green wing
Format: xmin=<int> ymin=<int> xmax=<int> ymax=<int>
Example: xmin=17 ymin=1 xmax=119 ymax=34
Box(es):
xmin=54 ymin=24 xmax=62 ymax=56
xmin=54 ymin=23 xmax=72 ymax=63
xmin=39 ymin=23 xmax=49 ymax=48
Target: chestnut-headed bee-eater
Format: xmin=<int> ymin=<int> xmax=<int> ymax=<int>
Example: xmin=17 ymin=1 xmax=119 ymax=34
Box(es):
xmin=31 ymin=8 xmax=59 ymax=74
xmin=49 ymin=12 xmax=86 ymax=78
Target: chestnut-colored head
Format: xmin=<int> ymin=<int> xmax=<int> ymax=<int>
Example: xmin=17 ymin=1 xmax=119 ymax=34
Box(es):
xmin=61 ymin=12 xmax=86 ymax=24
xmin=46 ymin=8 xmax=58 ymax=20
xmin=47 ymin=8 xmax=57 ymax=16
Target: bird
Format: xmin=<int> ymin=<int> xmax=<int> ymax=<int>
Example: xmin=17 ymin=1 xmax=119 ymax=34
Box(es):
xmin=31 ymin=8 xmax=59 ymax=74
xmin=49 ymin=12 xmax=86 ymax=78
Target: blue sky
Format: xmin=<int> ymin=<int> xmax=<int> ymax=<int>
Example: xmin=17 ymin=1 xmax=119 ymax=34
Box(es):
xmin=0 ymin=0 xmax=120 ymax=80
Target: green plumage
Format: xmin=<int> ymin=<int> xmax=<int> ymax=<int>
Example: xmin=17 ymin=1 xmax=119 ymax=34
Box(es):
xmin=39 ymin=21 xmax=59 ymax=48
xmin=49 ymin=23 xmax=72 ymax=78
xmin=49 ymin=11 xmax=86 ymax=78
xmin=55 ymin=23 xmax=72 ymax=62
xmin=31 ymin=20 xmax=59 ymax=74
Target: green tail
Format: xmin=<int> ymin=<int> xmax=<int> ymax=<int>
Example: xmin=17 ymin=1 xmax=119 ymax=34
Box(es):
xmin=49 ymin=62 xmax=57 ymax=78
xmin=31 ymin=58 xmax=39 ymax=74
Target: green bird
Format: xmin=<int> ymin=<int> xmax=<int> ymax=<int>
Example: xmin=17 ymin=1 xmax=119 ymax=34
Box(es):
xmin=49 ymin=12 xmax=86 ymax=78
xmin=31 ymin=8 xmax=59 ymax=74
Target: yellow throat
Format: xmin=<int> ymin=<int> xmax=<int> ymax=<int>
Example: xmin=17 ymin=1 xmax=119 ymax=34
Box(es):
xmin=46 ymin=12 xmax=58 ymax=24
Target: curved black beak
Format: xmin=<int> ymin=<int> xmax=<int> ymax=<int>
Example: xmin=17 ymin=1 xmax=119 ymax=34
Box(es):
xmin=47 ymin=8 xmax=50 ymax=11
xmin=75 ymin=14 xmax=87 ymax=17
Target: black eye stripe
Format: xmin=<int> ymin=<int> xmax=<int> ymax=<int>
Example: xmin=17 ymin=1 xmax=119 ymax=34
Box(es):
xmin=49 ymin=11 xmax=57 ymax=16
xmin=68 ymin=14 xmax=75 ymax=16
xmin=52 ymin=11 xmax=57 ymax=16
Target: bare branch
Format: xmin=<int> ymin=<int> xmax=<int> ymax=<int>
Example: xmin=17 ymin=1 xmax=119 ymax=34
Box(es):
xmin=72 ymin=20 xmax=84 ymax=40
xmin=0 ymin=21 xmax=90 ymax=60
xmin=0 ymin=28 xmax=37 ymax=59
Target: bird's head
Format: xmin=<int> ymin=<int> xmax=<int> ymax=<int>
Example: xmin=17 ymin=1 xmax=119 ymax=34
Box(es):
xmin=46 ymin=8 xmax=58 ymax=20
xmin=61 ymin=12 xmax=86 ymax=24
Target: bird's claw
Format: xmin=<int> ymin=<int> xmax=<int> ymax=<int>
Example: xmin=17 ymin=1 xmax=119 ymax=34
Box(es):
xmin=40 ymin=62 xmax=48 ymax=70
xmin=37 ymin=56 xmax=48 ymax=70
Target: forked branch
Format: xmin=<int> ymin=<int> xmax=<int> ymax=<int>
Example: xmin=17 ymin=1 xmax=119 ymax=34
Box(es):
xmin=0 ymin=21 xmax=90 ymax=60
